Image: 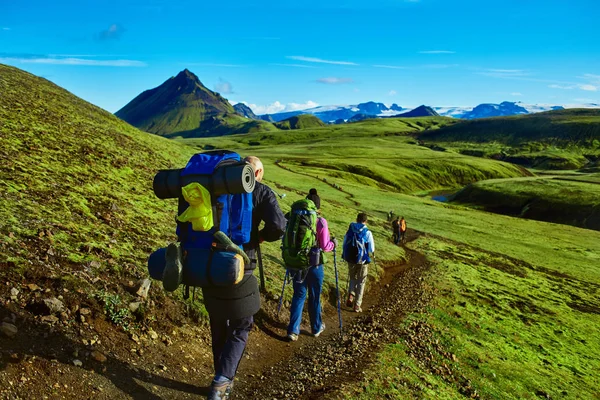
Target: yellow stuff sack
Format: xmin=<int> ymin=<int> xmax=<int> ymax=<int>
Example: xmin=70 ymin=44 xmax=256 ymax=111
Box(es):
xmin=177 ymin=183 xmax=214 ymax=231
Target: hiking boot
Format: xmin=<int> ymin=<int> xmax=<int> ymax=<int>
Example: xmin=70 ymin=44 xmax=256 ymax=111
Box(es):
xmin=208 ymin=378 xmax=234 ymax=400
xmin=162 ymin=242 xmax=183 ymax=292
xmin=313 ymin=323 xmax=325 ymax=337
xmin=346 ymin=294 xmax=354 ymax=308
xmin=354 ymin=305 xmax=363 ymax=313
xmin=287 ymin=333 xmax=298 ymax=342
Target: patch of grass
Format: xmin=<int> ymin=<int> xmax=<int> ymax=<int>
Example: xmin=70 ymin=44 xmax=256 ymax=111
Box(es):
xmin=96 ymin=290 xmax=132 ymax=331
xmin=418 ymin=109 xmax=600 ymax=170
xmin=453 ymin=176 xmax=600 ymax=230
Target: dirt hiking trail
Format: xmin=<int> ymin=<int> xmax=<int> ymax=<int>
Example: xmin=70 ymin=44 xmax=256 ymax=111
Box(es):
xmin=0 ymin=230 xmax=428 ymax=400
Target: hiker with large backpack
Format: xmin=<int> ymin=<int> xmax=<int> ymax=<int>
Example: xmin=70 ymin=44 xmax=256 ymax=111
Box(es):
xmin=282 ymin=191 xmax=337 ymax=341
xmin=342 ymin=212 xmax=375 ymax=313
xmin=147 ymin=153 xmax=285 ymax=400
xmin=392 ymin=216 xmax=401 ymax=245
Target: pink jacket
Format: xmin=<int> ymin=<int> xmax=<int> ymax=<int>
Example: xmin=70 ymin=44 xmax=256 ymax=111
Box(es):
xmin=317 ymin=217 xmax=335 ymax=252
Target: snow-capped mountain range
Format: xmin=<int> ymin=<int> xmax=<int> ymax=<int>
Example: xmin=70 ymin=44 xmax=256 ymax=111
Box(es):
xmin=257 ymin=101 xmax=600 ymax=123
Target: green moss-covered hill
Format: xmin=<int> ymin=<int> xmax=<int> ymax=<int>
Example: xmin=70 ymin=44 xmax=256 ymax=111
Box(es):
xmin=418 ymin=109 xmax=600 ymax=169
xmin=115 ymin=69 xmax=277 ymax=138
xmin=0 ymin=63 xmax=194 ymax=290
xmin=420 ymin=108 xmax=600 ymax=145
xmin=274 ymin=114 xmax=326 ymax=130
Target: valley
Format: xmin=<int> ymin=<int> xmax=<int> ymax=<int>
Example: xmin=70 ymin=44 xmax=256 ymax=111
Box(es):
xmin=1 ymin=63 xmax=599 ymax=400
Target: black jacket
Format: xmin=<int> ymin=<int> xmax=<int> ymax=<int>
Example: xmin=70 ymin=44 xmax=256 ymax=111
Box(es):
xmin=244 ymin=181 xmax=287 ymax=271
xmin=203 ymin=181 xmax=286 ymax=320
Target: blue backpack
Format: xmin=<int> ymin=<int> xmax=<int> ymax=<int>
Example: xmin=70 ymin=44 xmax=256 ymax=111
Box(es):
xmin=148 ymin=151 xmax=254 ymax=288
xmin=342 ymin=223 xmax=371 ymax=264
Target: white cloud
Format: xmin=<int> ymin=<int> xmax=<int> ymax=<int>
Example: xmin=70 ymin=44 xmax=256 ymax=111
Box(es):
xmin=242 ymin=100 xmax=318 ymax=114
xmin=270 ymin=63 xmax=317 ymax=69
xmin=479 ymin=68 xmax=530 ymax=78
xmin=389 ymin=90 xmax=397 ymax=96
xmin=578 ymin=84 xmax=598 ymax=92
xmin=511 ymin=92 xmax=523 ymax=96
xmin=287 ymin=56 xmax=358 ymax=66
xmin=549 ymin=84 xmax=574 ymax=90
xmin=98 ymin=24 xmax=126 ymax=41
xmin=0 ymin=56 xmax=145 ymax=67
xmin=244 ymin=101 xmax=286 ymax=115
xmin=316 ymin=77 xmax=353 ymax=84
xmin=582 ymin=74 xmax=600 ymax=84
xmin=214 ymin=78 xmax=233 ymax=94
xmin=2 ymin=27 xmax=10 ymax=31
xmin=419 ymin=50 xmax=456 ymax=54
xmin=286 ymin=101 xmax=319 ymax=111
xmin=373 ymin=64 xmax=408 ymax=69
xmin=572 ymin=98 xmax=598 ymax=104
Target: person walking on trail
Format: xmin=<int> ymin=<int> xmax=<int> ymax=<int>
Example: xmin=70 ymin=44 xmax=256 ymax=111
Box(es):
xmin=388 ymin=210 xmax=393 ymax=222
xmin=399 ymin=216 xmax=407 ymax=244
xmin=392 ymin=216 xmax=401 ymax=245
xmin=342 ymin=213 xmax=375 ymax=313
xmin=205 ymin=156 xmax=286 ymax=400
xmin=286 ymin=191 xmax=337 ymax=342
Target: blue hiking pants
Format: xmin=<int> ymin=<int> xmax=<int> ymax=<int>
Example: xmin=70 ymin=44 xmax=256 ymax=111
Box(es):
xmin=287 ymin=265 xmax=325 ymax=335
xmin=209 ymin=315 xmax=253 ymax=381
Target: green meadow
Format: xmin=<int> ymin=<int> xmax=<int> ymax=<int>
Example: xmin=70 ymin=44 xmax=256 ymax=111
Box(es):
xmin=2 ymin=63 xmax=600 ymax=399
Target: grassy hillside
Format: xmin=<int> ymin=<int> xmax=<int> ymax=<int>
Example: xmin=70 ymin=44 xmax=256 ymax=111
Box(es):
xmin=183 ymin=117 xmax=529 ymax=194
xmin=0 ymin=64 xmax=195 ymax=313
xmin=419 ymin=109 xmax=600 ymax=169
xmin=3 ymin=64 xmax=600 ymax=399
xmin=452 ymin=176 xmax=600 ymax=230
xmin=274 ymin=114 xmax=326 ymax=130
xmin=257 ymin=156 xmax=600 ymax=399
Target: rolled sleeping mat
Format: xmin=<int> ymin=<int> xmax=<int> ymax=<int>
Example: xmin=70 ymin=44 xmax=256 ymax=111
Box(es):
xmin=153 ymin=162 xmax=256 ymax=199
xmin=183 ymin=248 xmax=245 ymax=287
xmin=148 ymin=246 xmax=244 ymax=287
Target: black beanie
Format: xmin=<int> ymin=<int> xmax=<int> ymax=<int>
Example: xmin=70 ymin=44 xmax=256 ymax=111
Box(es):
xmin=306 ymin=193 xmax=321 ymax=210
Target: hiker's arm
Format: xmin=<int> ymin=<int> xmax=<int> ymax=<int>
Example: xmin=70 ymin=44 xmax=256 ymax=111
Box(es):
xmin=258 ymin=189 xmax=286 ymax=242
xmin=367 ymin=231 xmax=375 ymax=253
xmin=317 ymin=218 xmax=335 ymax=252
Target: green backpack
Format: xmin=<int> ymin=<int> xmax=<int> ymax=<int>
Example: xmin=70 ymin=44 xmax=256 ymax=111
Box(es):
xmin=282 ymin=199 xmax=319 ymax=270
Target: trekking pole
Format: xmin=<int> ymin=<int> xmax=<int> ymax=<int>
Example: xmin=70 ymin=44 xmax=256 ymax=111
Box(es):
xmin=257 ymin=243 xmax=266 ymax=292
xmin=276 ymin=269 xmax=289 ymax=320
xmin=333 ymin=247 xmax=343 ymax=335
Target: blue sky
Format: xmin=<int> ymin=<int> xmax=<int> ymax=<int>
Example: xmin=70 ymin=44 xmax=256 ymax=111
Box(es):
xmin=1 ymin=0 xmax=599 ymax=113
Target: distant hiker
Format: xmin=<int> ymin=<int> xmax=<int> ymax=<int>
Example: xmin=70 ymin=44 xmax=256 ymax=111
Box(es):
xmin=285 ymin=192 xmax=336 ymax=342
xmin=399 ymin=216 xmax=407 ymax=243
xmin=342 ymin=213 xmax=375 ymax=313
xmin=387 ymin=211 xmax=393 ymax=221
xmin=206 ymin=156 xmax=286 ymax=399
xmin=392 ymin=216 xmax=400 ymax=245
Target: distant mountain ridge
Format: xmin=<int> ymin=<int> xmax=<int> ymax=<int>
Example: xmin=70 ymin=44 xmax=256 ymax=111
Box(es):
xmin=233 ymin=103 xmax=258 ymax=119
xmin=259 ymin=101 xmax=597 ymax=123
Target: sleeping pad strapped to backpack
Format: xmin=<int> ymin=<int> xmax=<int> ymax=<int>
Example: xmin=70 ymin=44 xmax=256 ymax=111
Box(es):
xmin=281 ymin=199 xmax=320 ymax=270
xmin=148 ymin=150 xmax=254 ymax=288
